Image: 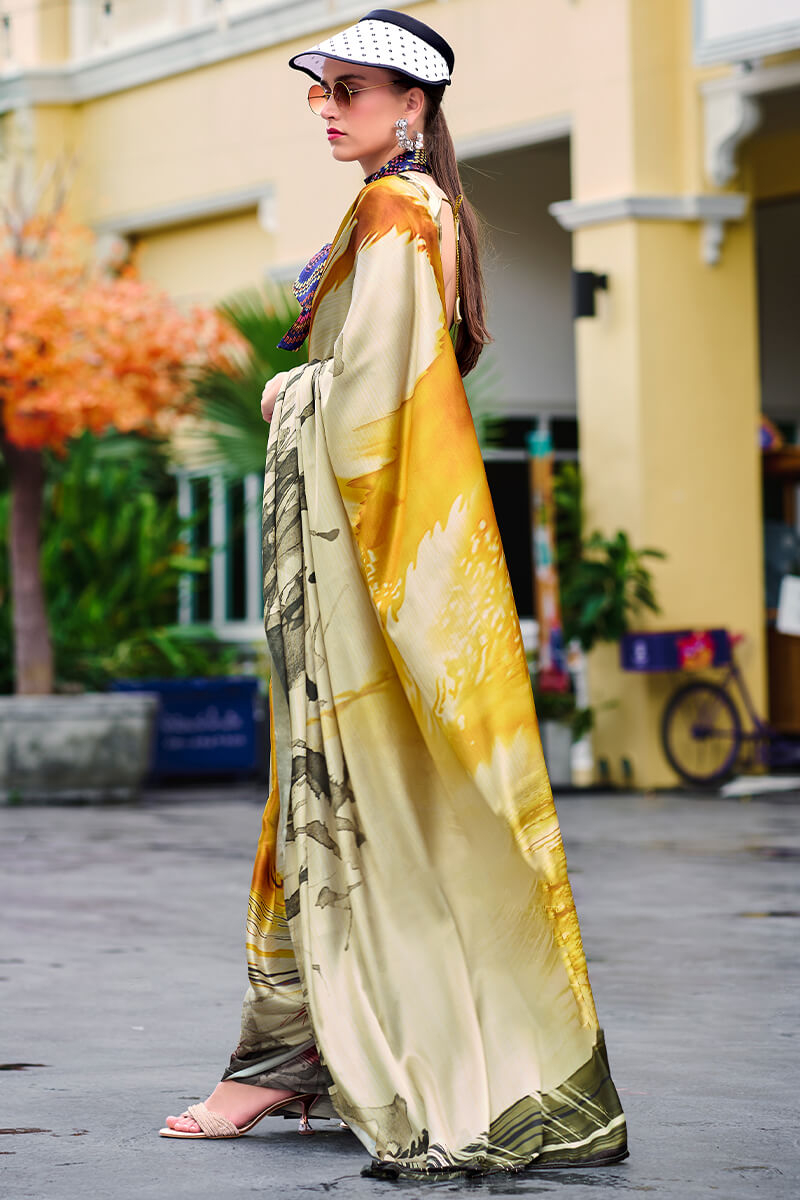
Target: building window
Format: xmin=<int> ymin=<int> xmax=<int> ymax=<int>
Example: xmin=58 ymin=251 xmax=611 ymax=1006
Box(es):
xmin=177 ymin=470 xmax=263 ymax=640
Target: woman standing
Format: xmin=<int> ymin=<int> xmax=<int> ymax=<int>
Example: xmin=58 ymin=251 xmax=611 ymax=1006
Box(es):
xmin=162 ymin=8 xmax=628 ymax=1179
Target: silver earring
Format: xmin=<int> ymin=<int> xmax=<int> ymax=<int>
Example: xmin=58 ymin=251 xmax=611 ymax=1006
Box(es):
xmin=395 ymin=118 xmax=424 ymax=152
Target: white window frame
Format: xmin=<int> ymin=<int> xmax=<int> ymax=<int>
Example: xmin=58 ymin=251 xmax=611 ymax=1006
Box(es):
xmin=177 ymin=468 xmax=264 ymax=642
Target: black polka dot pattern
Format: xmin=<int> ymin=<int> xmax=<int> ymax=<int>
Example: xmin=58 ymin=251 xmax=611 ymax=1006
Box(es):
xmin=289 ymin=18 xmax=452 ymax=86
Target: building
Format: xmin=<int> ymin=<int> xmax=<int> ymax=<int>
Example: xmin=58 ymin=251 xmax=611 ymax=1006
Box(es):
xmin=2 ymin=0 xmax=799 ymax=785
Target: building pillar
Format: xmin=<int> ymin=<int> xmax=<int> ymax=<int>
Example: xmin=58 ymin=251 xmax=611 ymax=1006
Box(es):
xmin=563 ymin=0 xmax=766 ymax=786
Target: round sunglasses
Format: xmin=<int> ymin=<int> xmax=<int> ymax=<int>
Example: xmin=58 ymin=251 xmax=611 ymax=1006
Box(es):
xmin=307 ymin=80 xmax=398 ymax=115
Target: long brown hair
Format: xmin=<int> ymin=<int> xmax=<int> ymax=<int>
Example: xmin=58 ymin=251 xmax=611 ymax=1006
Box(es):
xmin=392 ymin=79 xmax=490 ymax=376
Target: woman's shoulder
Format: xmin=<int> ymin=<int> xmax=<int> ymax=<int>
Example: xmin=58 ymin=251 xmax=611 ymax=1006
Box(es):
xmin=353 ymin=173 xmax=443 ymax=231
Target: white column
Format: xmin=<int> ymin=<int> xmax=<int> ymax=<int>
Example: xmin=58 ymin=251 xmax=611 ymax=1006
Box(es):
xmin=188 ymin=0 xmax=209 ymax=22
xmin=210 ymin=473 xmax=227 ymax=627
xmin=176 ymin=473 xmax=193 ymax=625
xmin=69 ymin=0 xmax=94 ymax=60
xmin=167 ymin=0 xmax=184 ymax=34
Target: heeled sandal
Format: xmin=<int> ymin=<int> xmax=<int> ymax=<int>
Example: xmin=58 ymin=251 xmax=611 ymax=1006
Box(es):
xmin=158 ymin=1092 xmax=320 ymax=1139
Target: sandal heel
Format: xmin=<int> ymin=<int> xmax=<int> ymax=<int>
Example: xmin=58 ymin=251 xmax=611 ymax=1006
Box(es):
xmin=297 ymin=1096 xmax=315 ymax=1135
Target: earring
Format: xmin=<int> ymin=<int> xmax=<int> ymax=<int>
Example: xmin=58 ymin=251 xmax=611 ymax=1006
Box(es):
xmin=395 ymin=118 xmax=424 ymax=152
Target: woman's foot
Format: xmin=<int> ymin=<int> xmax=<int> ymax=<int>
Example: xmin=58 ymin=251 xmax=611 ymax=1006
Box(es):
xmin=164 ymin=1080 xmax=296 ymax=1134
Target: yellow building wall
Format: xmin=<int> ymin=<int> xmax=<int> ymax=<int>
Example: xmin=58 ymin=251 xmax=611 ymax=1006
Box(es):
xmin=133 ymin=211 xmax=275 ymax=303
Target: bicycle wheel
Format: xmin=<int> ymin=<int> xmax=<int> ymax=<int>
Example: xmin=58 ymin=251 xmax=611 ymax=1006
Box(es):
xmin=661 ymin=680 xmax=743 ymax=787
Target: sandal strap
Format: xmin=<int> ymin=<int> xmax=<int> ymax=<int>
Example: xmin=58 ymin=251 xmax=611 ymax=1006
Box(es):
xmin=186 ymin=1102 xmax=240 ymax=1137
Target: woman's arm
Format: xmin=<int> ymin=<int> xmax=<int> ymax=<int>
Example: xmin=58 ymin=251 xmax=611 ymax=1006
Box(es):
xmin=261 ymin=371 xmax=289 ymax=422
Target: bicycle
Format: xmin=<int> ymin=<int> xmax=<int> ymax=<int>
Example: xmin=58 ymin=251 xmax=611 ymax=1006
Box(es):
xmin=621 ymin=629 xmax=800 ymax=787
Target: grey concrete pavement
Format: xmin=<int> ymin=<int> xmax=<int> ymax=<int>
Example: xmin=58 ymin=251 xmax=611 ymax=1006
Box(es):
xmin=1 ymin=784 xmax=798 ymax=1199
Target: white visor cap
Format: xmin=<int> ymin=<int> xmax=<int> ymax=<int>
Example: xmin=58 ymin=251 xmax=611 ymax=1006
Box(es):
xmin=289 ymin=15 xmax=452 ymax=88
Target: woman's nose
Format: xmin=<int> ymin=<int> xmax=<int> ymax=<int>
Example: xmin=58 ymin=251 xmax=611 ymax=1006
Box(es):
xmin=320 ymin=93 xmax=339 ymax=120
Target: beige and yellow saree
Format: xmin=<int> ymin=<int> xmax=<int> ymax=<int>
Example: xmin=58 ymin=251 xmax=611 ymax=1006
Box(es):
xmin=223 ymin=173 xmax=627 ymax=1177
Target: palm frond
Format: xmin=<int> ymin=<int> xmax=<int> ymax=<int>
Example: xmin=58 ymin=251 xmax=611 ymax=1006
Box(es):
xmin=462 ymin=349 xmax=504 ymax=449
xmin=176 ymin=283 xmax=304 ymax=478
xmin=217 ymin=282 xmax=298 ymax=367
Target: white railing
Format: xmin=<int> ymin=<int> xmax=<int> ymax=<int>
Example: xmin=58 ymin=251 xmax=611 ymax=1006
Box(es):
xmin=69 ymin=0 xmax=286 ymax=60
xmin=694 ymin=0 xmax=800 ymax=66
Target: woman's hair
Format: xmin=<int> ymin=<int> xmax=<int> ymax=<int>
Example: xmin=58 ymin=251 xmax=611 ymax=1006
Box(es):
xmin=391 ymin=79 xmax=490 ymax=377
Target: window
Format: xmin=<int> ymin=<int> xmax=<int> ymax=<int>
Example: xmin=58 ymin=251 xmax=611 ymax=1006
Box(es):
xmin=177 ymin=470 xmax=264 ymax=640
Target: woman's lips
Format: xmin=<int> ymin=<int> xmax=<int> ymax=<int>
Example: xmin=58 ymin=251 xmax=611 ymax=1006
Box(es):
xmin=327 ymin=129 xmax=344 ymax=139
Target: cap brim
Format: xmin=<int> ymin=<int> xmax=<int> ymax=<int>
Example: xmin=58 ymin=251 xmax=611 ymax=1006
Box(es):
xmin=289 ymin=50 xmax=450 ymax=86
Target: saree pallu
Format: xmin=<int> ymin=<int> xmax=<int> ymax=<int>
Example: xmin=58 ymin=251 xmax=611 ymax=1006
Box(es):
xmin=224 ymin=174 xmax=628 ymax=1177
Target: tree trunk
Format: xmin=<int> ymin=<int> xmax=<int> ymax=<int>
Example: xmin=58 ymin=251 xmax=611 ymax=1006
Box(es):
xmin=3 ymin=440 xmax=54 ymax=693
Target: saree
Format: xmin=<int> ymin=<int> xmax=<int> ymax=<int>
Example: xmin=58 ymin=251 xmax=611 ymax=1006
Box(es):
xmin=223 ymin=172 xmax=628 ymax=1177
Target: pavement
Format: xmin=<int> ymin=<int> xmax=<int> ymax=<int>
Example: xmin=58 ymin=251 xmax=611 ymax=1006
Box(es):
xmin=1 ymin=782 xmax=798 ymax=1200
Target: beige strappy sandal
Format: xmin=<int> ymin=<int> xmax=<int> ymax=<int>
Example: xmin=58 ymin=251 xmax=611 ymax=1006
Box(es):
xmin=158 ymin=1092 xmax=319 ymax=1139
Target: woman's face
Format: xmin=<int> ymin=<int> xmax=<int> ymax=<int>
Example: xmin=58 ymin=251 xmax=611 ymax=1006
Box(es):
xmin=317 ymin=63 xmax=425 ymax=173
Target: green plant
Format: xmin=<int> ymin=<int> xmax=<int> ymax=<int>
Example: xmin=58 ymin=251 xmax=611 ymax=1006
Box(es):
xmin=530 ymin=684 xmax=575 ymax=724
xmin=527 ymin=466 xmax=663 ymax=748
xmin=550 ymin=464 xmax=664 ymax=651
xmin=0 ymin=430 xmax=222 ymax=692
xmin=561 ymin=530 xmax=665 ymax=652
xmin=177 ymin=286 xmax=301 ymax=478
xmin=529 ymin=673 xmax=600 ymax=744
xmin=93 ymin=625 xmax=238 ymax=683
xmin=553 ymin=461 xmax=583 ymax=573
xmin=570 ymin=704 xmax=595 ymax=744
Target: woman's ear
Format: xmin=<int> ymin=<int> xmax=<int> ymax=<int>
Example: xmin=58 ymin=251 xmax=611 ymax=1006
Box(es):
xmin=404 ymin=86 xmax=425 ymax=123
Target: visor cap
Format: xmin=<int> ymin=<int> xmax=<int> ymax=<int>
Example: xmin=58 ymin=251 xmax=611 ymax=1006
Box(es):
xmin=289 ymin=8 xmax=454 ymax=87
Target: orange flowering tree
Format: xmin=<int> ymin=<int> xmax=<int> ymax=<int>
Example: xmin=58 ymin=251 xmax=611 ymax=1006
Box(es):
xmin=0 ymin=202 xmax=237 ymax=694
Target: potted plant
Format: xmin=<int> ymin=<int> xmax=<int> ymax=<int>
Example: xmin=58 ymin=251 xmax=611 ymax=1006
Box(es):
xmin=528 ymin=464 xmax=664 ymax=786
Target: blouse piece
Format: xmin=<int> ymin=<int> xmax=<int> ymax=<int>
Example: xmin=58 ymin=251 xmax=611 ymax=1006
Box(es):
xmin=250 ymin=172 xmax=627 ymax=1178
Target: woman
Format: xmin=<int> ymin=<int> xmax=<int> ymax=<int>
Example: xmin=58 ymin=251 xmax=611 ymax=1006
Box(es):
xmin=161 ymin=8 xmax=628 ymax=1179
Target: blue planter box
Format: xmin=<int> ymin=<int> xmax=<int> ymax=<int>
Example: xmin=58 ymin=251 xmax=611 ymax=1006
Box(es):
xmin=620 ymin=629 xmax=732 ymax=673
xmin=110 ymin=677 xmax=262 ymax=776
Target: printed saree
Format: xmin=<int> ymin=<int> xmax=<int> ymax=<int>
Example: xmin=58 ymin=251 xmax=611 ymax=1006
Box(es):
xmin=223 ymin=173 xmax=628 ymax=1177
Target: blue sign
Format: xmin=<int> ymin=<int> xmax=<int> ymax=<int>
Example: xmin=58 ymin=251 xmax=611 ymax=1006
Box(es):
xmin=111 ymin=677 xmax=262 ymax=776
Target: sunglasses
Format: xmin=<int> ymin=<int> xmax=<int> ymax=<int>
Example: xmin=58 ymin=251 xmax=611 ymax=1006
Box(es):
xmin=307 ymin=80 xmax=399 ymax=115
